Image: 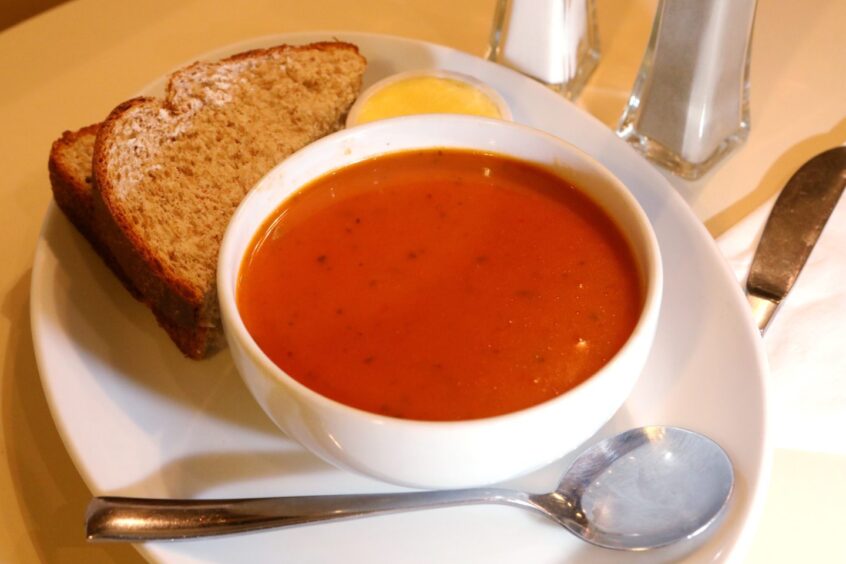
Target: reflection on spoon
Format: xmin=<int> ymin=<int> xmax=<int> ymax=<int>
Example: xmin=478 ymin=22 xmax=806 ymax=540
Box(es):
xmin=86 ymin=426 xmax=733 ymax=551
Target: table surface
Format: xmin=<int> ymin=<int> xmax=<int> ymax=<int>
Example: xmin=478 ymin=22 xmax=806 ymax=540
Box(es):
xmin=2 ymin=0 xmax=845 ymax=562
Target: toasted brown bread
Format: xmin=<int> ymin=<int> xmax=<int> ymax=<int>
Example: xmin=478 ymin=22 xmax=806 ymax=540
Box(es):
xmin=49 ymin=123 xmax=143 ymax=300
xmin=50 ymin=42 xmax=366 ymax=358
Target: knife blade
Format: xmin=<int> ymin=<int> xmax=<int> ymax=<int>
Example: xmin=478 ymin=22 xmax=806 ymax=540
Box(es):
xmin=746 ymin=146 xmax=846 ymax=334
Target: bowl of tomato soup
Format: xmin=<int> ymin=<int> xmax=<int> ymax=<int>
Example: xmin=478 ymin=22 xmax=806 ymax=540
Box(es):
xmin=218 ymin=115 xmax=662 ymax=488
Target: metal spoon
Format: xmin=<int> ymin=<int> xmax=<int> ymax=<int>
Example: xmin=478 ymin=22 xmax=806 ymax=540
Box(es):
xmin=86 ymin=426 xmax=733 ymax=550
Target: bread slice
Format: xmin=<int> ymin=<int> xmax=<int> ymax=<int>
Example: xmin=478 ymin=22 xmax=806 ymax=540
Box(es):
xmin=49 ymin=124 xmax=142 ymax=300
xmin=58 ymin=42 xmax=366 ymax=358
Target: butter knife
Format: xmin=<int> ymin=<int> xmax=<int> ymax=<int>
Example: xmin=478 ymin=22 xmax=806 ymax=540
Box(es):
xmin=746 ymin=146 xmax=846 ymax=334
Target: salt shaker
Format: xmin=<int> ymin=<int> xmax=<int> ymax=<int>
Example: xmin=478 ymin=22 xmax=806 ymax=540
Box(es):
xmin=617 ymin=0 xmax=758 ymax=180
xmin=486 ymin=0 xmax=600 ymax=100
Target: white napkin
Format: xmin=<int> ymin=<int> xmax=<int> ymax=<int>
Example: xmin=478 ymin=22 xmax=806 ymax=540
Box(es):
xmin=717 ymin=190 xmax=846 ymax=454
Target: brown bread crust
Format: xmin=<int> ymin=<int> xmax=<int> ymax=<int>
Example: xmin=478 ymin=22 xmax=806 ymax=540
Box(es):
xmin=49 ymin=124 xmax=99 ymax=235
xmin=49 ymin=124 xmax=142 ymax=301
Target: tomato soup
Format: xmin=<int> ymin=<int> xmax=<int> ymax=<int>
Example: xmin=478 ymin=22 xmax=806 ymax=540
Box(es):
xmin=237 ymin=149 xmax=642 ymax=421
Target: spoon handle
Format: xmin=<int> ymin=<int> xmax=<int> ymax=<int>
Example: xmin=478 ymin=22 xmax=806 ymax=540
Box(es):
xmin=86 ymin=488 xmax=527 ymax=541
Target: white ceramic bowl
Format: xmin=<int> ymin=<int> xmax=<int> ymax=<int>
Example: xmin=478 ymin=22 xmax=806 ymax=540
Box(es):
xmin=218 ymin=115 xmax=663 ymax=489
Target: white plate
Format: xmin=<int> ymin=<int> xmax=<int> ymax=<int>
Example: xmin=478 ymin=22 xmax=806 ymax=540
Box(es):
xmin=31 ymin=32 xmax=770 ymax=563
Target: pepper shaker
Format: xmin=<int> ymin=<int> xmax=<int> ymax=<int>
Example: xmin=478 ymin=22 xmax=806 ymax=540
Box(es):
xmin=617 ymin=0 xmax=758 ymax=180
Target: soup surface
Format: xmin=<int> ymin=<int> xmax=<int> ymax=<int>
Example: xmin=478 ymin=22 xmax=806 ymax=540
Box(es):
xmin=237 ymin=149 xmax=642 ymax=421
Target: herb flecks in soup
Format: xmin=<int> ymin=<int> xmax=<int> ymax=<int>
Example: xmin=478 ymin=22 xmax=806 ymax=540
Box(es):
xmin=237 ymin=150 xmax=641 ymax=421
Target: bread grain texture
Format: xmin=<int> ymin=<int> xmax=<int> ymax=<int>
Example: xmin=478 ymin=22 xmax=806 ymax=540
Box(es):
xmin=88 ymin=41 xmax=366 ymax=358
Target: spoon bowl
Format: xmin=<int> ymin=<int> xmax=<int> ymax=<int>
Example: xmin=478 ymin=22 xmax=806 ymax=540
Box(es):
xmin=533 ymin=426 xmax=734 ymax=550
xmin=86 ymin=426 xmax=733 ymax=550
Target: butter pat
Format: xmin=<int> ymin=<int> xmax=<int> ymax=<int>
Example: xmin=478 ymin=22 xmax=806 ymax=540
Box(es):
xmin=346 ymin=70 xmax=511 ymax=127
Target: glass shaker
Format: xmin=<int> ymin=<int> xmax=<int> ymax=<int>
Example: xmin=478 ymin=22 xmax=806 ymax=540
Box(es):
xmin=617 ymin=0 xmax=758 ymax=180
xmin=487 ymin=0 xmax=600 ymax=100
